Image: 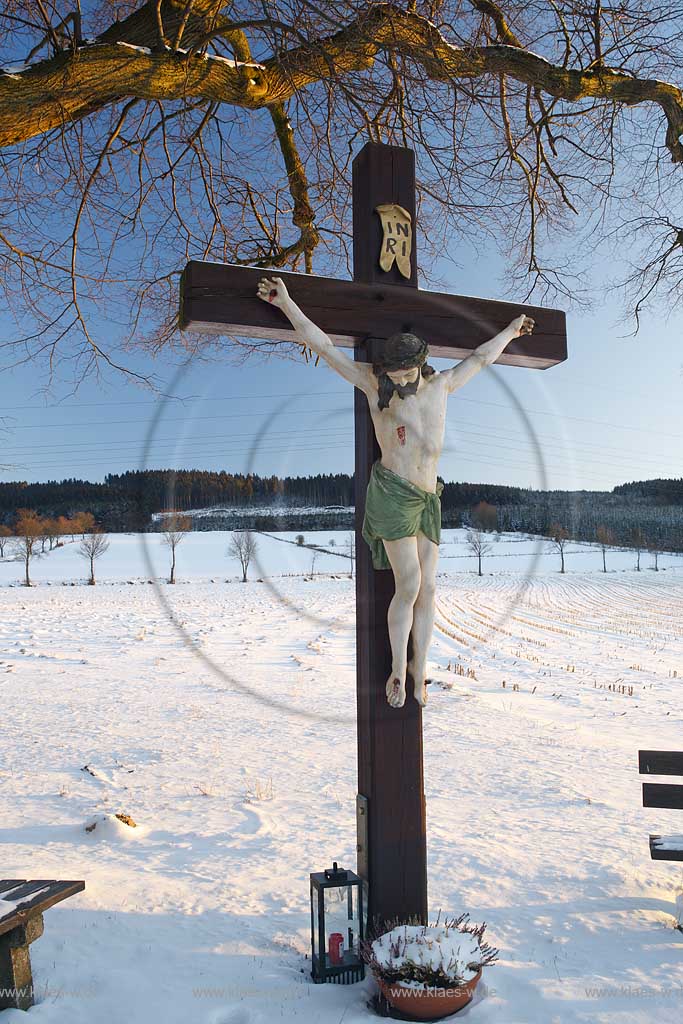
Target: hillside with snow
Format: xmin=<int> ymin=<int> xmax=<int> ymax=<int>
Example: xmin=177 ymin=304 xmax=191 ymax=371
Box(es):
xmin=1 ymin=531 xmax=681 ymax=1023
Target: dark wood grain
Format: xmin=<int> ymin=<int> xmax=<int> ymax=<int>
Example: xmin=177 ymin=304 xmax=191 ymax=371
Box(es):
xmin=352 ymin=142 xmax=418 ymax=288
xmin=0 ymin=881 xmax=85 ymax=937
xmin=642 ymin=783 xmax=683 ymax=809
xmin=353 ymin=145 xmax=428 ymax=932
xmin=180 ymin=262 xmax=566 ymax=369
xmin=639 ymin=750 xmax=683 ymax=776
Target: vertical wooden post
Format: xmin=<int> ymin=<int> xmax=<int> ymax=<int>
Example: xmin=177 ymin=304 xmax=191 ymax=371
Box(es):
xmin=353 ymin=142 xmax=427 ymax=932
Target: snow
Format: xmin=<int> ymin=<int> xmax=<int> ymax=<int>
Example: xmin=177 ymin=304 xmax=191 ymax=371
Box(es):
xmin=1 ymin=529 xmax=682 ymax=1022
xmin=111 ymin=43 xmax=264 ymax=68
xmin=203 ymin=53 xmax=266 ymax=70
xmin=4 ymin=527 xmax=680 ymax=587
xmin=152 ymin=502 xmax=354 ymax=522
xmin=1 ymin=63 xmax=31 ymax=75
xmin=116 ymin=42 xmax=152 ymax=56
xmin=372 ymin=923 xmax=482 ymax=982
xmin=653 ymin=836 xmax=683 ymax=852
xmin=0 ymin=885 xmax=53 ymax=918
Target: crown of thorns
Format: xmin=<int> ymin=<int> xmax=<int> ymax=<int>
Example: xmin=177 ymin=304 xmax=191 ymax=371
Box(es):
xmin=370 ymin=332 xmax=429 ymax=374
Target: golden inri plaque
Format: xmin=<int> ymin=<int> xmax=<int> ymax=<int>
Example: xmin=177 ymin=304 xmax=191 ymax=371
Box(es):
xmin=375 ymin=204 xmax=412 ymax=278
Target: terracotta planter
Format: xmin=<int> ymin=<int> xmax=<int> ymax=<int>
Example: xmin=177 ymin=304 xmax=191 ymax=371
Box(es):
xmin=376 ymin=968 xmax=482 ymax=1021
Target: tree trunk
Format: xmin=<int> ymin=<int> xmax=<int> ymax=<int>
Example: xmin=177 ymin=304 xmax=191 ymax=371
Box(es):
xmin=89 ymin=555 xmax=95 ymax=584
xmin=560 ymin=549 xmax=565 ymax=573
xmin=478 ymin=551 xmax=482 ymax=576
xmin=602 ymin=548 xmax=606 ymax=572
xmin=24 ymin=552 xmax=30 ymax=587
xmin=636 ymin=550 xmax=641 ymax=570
xmin=170 ymin=550 xmax=176 ymax=584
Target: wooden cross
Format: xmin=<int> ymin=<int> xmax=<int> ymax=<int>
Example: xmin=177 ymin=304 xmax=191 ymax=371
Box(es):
xmin=180 ymin=142 xmax=567 ymax=932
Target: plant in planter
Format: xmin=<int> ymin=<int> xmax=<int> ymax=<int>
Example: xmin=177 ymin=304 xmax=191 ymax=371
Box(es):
xmin=361 ymin=912 xmax=499 ymax=1021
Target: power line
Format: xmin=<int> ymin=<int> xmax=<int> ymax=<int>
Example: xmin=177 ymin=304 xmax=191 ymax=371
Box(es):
xmin=5 ymin=387 xmax=683 ymax=443
xmin=12 ymin=404 xmax=350 ymax=431
xmin=2 ymin=417 xmax=676 ymax=480
xmin=0 ymin=389 xmax=345 ymax=413
xmin=452 ymin=394 xmax=683 ymax=441
xmin=6 ymin=441 xmax=627 ymax=487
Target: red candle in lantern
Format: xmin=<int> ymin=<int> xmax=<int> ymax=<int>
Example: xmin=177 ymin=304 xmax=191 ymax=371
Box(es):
xmin=328 ymin=932 xmax=345 ymax=964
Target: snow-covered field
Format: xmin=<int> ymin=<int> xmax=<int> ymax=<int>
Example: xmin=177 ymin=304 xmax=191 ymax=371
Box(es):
xmin=1 ymin=530 xmax=682 ymax=1023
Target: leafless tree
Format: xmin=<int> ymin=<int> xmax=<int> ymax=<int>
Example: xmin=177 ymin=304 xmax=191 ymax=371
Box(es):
xmin=228 ymin=530 xmax=259 ymax=582
xmin=43 ymin=518 xmax=61 ymax=550
xmin=471 ymin=501 xmax=498 ymax=534
xmin=78 ymin=529 xmax=110 ymax=584
xmin=15 ymin=509 xmax=43 ymax=586
xmin=548 ymin=521 xmax=569 ymax=574
xmin=56 ymin=516 xmax=72 ymax=544
xmin=466 ymin=527 xmax=493 ymax=577
xmin=346 ymin=531 xmax=355 ymax=579
xmin=1 ymin=1 xmax=683 ymax=388
xmin=0 ymin=525 xmax=11 ymax=558
xmin=595 ymin=524 xmax=615 ymax=573
xmin=629 ymin=526 xmax=646 ymax=571
xmin=648 ymin=541 xmax=662 ymax=571
xmin=162 ymin=513 xmax=192 ymax=583
xmin=38 ymin=517 xmax=52 ymax=553
xmin=75 ymin=512 xmax=96 ymax=538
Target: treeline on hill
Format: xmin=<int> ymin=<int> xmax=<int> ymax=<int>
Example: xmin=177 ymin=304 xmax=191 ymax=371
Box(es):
xmin=0 ymin=471 xmax=681 ymax=552
xmin=0 ymin=470 xmax=353 ymax=531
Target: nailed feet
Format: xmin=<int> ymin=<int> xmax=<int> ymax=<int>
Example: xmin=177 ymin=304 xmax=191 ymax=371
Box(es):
xmin=407 ymin=659 xmax=428 ymax=707
xmin=386 ymin=675 xmax=406 ymax=708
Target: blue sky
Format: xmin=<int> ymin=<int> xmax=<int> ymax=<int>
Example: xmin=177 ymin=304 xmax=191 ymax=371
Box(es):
xmin=1 ymin=233 xmax=681 ymax=494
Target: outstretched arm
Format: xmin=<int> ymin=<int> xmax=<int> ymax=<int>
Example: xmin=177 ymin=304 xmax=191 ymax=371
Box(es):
xmin=257 ymin=276 xmax=376 ymax=393
xmin=442 ymin=314 xmax=535 ymax=394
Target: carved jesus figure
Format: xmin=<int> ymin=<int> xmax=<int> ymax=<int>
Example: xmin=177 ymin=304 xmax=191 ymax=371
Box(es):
xmin=257 ymin=276 xmax=535 ymax=710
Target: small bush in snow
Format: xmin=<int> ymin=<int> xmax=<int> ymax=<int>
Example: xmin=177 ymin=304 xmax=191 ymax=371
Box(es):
xmin=361 ymin=913 xmax=498 ymax=989
xmin=244 ymin=775 xmax=274 ymax=802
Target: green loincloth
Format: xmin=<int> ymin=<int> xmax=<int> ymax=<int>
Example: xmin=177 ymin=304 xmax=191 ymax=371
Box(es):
xmin=361 ymin=459 xmax=445 ymax=571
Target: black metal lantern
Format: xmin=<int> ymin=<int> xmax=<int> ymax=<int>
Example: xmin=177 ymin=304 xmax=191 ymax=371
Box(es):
xmin=310 ymin=862 xmax=366 ymax=984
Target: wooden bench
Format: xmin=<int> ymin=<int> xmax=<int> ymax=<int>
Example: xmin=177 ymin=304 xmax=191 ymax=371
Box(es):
xmin=0 ymin=879 xmax=85 ymax=1011
xmin=639 ymin=750 xmax=683 ymax=861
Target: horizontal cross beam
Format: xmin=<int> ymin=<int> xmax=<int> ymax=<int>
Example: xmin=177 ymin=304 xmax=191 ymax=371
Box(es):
xmin=180 ymin=262 xmax=567 ymax=370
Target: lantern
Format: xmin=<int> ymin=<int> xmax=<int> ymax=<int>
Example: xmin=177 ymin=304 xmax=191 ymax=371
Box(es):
xmin=310 ymin=862 xmax=366 ymax=984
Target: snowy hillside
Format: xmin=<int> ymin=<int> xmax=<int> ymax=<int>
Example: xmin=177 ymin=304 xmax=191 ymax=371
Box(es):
xmin=1 ymin=527 xmax=680 ymax=587
xmin=1 ymin=532 xmax=681 ymax=1023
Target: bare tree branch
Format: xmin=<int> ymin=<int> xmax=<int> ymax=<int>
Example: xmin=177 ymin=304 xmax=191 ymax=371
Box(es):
xmin=0 ymin=6 xmax=681 ymax=163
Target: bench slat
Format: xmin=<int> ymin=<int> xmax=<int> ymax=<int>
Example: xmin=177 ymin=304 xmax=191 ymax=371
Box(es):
xmin=642 ymin=782 xmax=683 ymax=809
xmin=650 ymin=836 xmax=683 ymax=861
xmin=639 ymin=750 xmax=683 ymax=776
xmin=0 ymin=880 xmax=58 ymax=905
xmin=0 ymin=880 xmax=29 ymax=896
xmin=0 ymin=880 xmax=85 ymax=937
